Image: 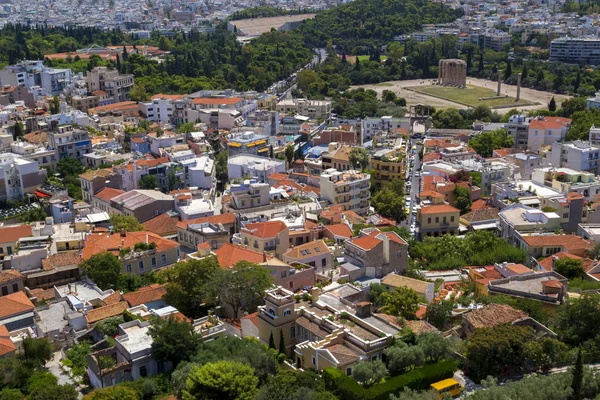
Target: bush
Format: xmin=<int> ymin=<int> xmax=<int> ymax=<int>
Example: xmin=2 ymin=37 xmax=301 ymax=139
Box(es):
xmin=323 ymin=360 xmax=458 ymax=400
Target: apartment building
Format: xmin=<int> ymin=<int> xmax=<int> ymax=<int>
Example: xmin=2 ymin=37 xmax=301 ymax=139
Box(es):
xmin=361 ymin=117 xmax=410 ymax=142
xmin=505 ymin=114 xmax=529 ymax=150
xmin=320 ymin=169 xmax=370 ymax=216
xmin=139 ymin=94 xmax=186 ymax=123
xmin=498 ymin=205 xmax=561 ymax=245
xmin=415 ymin=204 xmax=460 ymax=240
xmin=47 ymin=125 xmax=92 ymax=162
xmin=532 ymin=167 xmax=600 ymax=202
xmin=276 ymin=99 xmax=332 ymax=120
xmin=83 ymin=231 xmax=180 ymax=275
xmin=71 ymin=95 xmax=99 ymax=112
xmin=515 ymin=233 xmax=594 ymax=259
xmin=79 ymin=169 xmax=117 ymax=203
xmin=0 ymin=154 xmax=47 ymax=200
xmin=343 ymin=228 xmax=408 ymax=278
xmin=226 ymin=131 xmax=269 ymax=157
xmin=550 ymin=141 xmax=600 ymax=175
xmin=109 ymin=190 xmax=174 ymax=223
xmin=282 ymin=240 xmax=332 ymax=271
xmin=184 ymin=155 xmax=214 ymax=190
xmin=176 ymin=213 xmax=235 ymax=251
xmin=483 ymin=31 xmax=511 ymax=51
xmin=240 ymin=220 xmax=289 ymax=258
xmin=370 ymin=147 xmax=406 ymax=187
xmin=230 ymin=181 xmax=270 ymax=210
xmin=86 ymin=67 xmax=134 ymax=103
xmin=527 ymin=117 xmax=571 ymax=152
xmin=228 ymin=154 xmax=286 ymax=181
xmin=0 ymin=60 xmax=72 ymax=96
xmin=504 ymin=153 xmax=543 ymax=180
xmin=321 ymin=143 xmax=354 ymax=171
xmin=460 ymin=159 xmax=510 ymax=196
xmin=550 ymin=37 xmax=600 ymax=64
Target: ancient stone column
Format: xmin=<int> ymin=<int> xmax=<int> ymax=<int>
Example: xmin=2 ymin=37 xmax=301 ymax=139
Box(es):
xmin=516 ymin=72 xmax=522 ymax=101
xmin=438 ymin=60 xmax=443 ymax=84
xmin=497 ymin=70 xmax=502 ymax=96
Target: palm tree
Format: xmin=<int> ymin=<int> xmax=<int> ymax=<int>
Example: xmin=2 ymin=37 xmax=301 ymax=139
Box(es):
xmin=585 ymin=242 xmax=600 ymax=260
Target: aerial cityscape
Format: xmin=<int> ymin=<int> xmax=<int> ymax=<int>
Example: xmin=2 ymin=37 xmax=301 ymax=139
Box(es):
xmin=1 ymin=0 xmax=600 ymax=399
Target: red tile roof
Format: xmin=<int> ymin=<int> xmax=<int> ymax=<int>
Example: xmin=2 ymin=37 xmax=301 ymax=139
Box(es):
xmin=214 ymin=243 xmax=267 ymax=269
xmin=142 ymin=213 xmax=180 ymax=236
xmin=419 ymin=204 xmax=460 ymax=215
xmin=284 ymin=240 xmax=329 ymax=259
xmin=123 ymin=284 xmax=167 ymax=307
xmin=192 ymin=97 xmax=243 ymax=105
xmin=521 ymin=235 xmax=594 ymax=252
xmin=176 ymin=213 xmax=235 ymax=230
xmin=0 ymin=292 xmax=34 ymax=320
xmin=241 ymin=220 xmax=287 ymax=239
xmin=529 ymin=117 xmax=572 ymax=130
xmin=94 ymin=187 xmax=126 ymax=203
xmin=85 ymin=301 xmax=128 ymax=324
xmin=102 ymin=291 xmax=122 ymax=306
xmin=82 ymin=231 xmax=179 ymax=260
xmin=0 ymin=325 xmax=16 ymax=356
xmin=324 ymin=224 xmax=352 ymax=239
xmin=0 ymin=270 xmax=22 ymax=284
xmin=268 ymin=173 xmax=289 ymax=182
xmin=0 ymin=225 xmax=32 ymax=244
xmin=151 ymin=93 xmax=186 ymax=101
xmin=542 ymin=279 xmax=563 ymax=288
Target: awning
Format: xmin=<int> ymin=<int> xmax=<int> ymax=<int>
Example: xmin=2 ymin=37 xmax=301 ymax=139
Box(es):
xmin=35 ymin=190 xmax=51 ymax=198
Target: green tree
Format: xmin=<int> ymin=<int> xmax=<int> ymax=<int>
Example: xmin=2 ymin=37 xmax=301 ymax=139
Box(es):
xmin=384 ymin=342 xmax=424 ymax=374
xmin=213 ymin=261 xmax=273 ymax=318
xmin=297 ymin=70 xmax=321 ymax=92
xmin=12 ymin=122 xmax=24 ymax=140
xmin=148 ymin=316 xmax=200 ymax=367
xmin=382 ymin=90 xmax=397 ymax=103
xmin=371 ymin=180 xmax=406 ymax=223
xmin=554 ymin=293 xmax=600 ymax=346
xmin=109 ymin=214 xmax=144 ymax=232
xmin=453 ymin=184 xmax=472 ymax=214
xmin=138 ymin=174 xmax=158 ymax=190
xmin=23 ymin=338 xmax=53 ymax=366
xmin=158 ymin=36 xmax=171 ymax=51
xmin=468 ymin=129 xmax=514 ymax=158
xmin=83 ymin=385 xmax=140 ymax=400
xmin=585 ymin=242 xmax=600 ymax=260
xmin=63 ymin=341 xmax=93 ymax=376
xmin=424 ymin=301 xmax=453 ymax=331
xmin=285 ymin=145 xmax=294 ymax=169
xmin=465 ymin=324 xmax=533 ymax=381
xmin=0 ymin=389 xmax=25 ymax=400
xmin=416 ymin=332 xmax=449 ymax=362
xmin=94 ymin=316 xmax=124 ymax=337
xmin=56 ymin=157 xmax=84 ymax=177
xmin=348 ymin=147 xmax=369 ymax=171
xmin=572 ymin=348 xmax=583 ymax=400
xmin=129 ymin=84 xmax=148 ymax=102
xmin=268 ymin=331 xmax=276 ymax=350
xmin=182 ymin=361 xmax=259 ymax=400
xmin=351 ymin=359 xmax=388 ymax=386
xmin=433 ymin=108 xmax=464 ymax=129
xmin=49 ymin=96 xmax=60 ymax=114
xmin=29 ymin=384 xmax=77 ymax=400
xmin=278 ymin=330 xmax=285 ymax=355
xmin=549 ymin=96 xmax=557 ymax=112
xmin=161 ymin=258 xmax=220 ymax=319
xmin=380 ymin=287 xmax=420 ymax=319
xmin=215 ymin=151 xmax=228 ymax=190
xmin=554 ymin=258 xmax=585 ymax=279
xmin=81 ymin=252 xmax=121 ymax=290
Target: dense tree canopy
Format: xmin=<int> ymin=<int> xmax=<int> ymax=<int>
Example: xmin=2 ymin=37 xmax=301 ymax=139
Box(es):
xmin=81 ymin=252 xmax=121 ymax=291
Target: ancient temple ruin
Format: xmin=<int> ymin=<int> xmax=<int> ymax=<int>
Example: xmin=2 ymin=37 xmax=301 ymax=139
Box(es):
xmin=437 ymin=59 xmax=467 ymax=88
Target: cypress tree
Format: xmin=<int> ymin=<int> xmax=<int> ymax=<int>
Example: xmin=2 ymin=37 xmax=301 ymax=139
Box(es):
xmin=268 ymin=331 xmax=275 ymax=349
xmin=278 ymin=330 xmax=285 ymax=355
xmin=572 ymin=348 xmax=583 ymax=400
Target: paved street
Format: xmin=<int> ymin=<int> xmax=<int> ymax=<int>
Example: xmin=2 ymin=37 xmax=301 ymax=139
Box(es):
xmin=46 ymin=351 xmax=83 ymax=399
xmin=399 ymin=136 xmax=422 ymax=230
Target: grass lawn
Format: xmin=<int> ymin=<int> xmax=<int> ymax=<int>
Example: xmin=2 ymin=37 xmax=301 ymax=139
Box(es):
xmin=356 ymin=55 xmax=388 ymax=62
xmin=410 ymin=84 xmax=536 ymax=108
xmin=376 ymin=82 xmax=394 ymax=86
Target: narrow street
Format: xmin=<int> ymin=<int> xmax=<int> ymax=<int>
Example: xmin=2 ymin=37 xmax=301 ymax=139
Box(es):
xmin=46 ymin=351 xmax=84 ymax=399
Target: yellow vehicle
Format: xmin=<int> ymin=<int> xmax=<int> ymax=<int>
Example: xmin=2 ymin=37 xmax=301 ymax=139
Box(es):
xmin=430 ymin=378 xmax=463 ymax=399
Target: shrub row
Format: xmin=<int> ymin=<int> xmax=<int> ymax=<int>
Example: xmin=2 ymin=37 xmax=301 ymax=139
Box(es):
xmin=323 ymin=359 xmax=458 ymax=400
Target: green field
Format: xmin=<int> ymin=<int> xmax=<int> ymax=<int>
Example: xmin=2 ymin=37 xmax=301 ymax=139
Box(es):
xmin=410 ymin=85 xmax=536 ymax=108
xmin=356 ymin=55 xmax=388 ymax=62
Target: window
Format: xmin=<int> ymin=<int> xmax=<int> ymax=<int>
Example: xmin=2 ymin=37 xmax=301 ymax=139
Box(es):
xmin=152 ymin=257 xmax=156 ymax=267
xmin=427 ymin=218 xmax=431 ymax=224
xmin=161 ymin=254 xmax=167 ymax=266
xmin=6 ymin=246 xmax=11 ymax=255
xmin=346 ymin=368 xmax=352 ymax=376
xmin=451 ymin=216 xmax=455 ymax=222
xmin=281 ymin=270 xmax=286 ymax=278
xmin=12 ymin=283 xmax=18 ymax=292
xmin=139 ymin=261 xmax=144 ymax=273
xmin=269 ymin=307 xmax=276 ymax=316
xmin=435 ymin=217 xmax=439 ymax=223
xmin=284 ymin=309 xmax=291 ymax=316
xmin=139 ymin=366 xmax=147 ymax=377
xmin=126 ymin=264 xmax=132 ymax=273
xmin=322 ymin=258 xmax=327 ymax=267
xmin=290 ymin=326 xmax=295 ymax=338
xmin=1 ymin=287 xmax=7 ymax=296
xmin=312 ymin=357 xmax=316 ymax=365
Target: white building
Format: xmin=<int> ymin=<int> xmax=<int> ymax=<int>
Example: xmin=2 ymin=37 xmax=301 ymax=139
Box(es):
xmin=228 ymin=154 xmax=286 ymax=180
xmin=361 ymin=117 xmax=410 ymax=142
xmin=174 ymin=192 xmax=214 ymax=220
xmin=550 ymin=140 xmax=600 ymax=175
xmin=550 ymin=37 xmax=600 ymax=64
xmin=184 ymin=155 xmax=215 ymax=190
xmin=0 ymin=60 xmax=73 ymax=96
xmin=320 ymin=168 xmax=370 ymax=216
xmin=0 ymin=154 xmax=47 ymax=200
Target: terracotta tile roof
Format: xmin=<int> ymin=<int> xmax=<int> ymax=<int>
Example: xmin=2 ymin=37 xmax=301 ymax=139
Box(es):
xmin=415 ymin=304 xmax=427 ymax=319
xmin=42 ymin=252 xmax=81 ymax=271
xmin=521 ymin=235 xmax=594 ymax=252
xmin=23 ymin=131 xmax=47 ymax=145
xmin=142 ymin=213 xmax=180 ymax=236
xmin=381 ymin=273 xmax=431 ymax=294
xmin=506 ymin=263 xmax=532 ymax=275
xmin=214 ymin=243 xmax=267 ymax=269
xmin=326 ymin=343 xmax=361 ymax=366
xmin=542 ymin=280 xmax=563 ymax=288
xmin=493 ymin=148 xmax=512 ymax=158
xmin=94 ymin=187 xmax=126 ymax=203
xmin=470 ymin=198 xmax=494 ymax=211
xmin=192 ymin=97 xmax=243 ymax=105
xmin=0 ymin=269 xmax=22 ymax=284
xmin=102 ymin=291 xmax=122 ymax=305
xmin=324 ymin=224 xmax=352 ymax=239
xmin=0 ymin=292 xmax=34 ymax=319
xmin=464 ymin=304 xmax=527 ymax=330
xmin=0 ymin=325 xmax=16 ymax=356
xmin=423 ymin=152 xmax=442 ymax=162
xmin=89 ymin=101 xmax=140 ymax=114
xmin=85 ymin=301 xmax=128 ymax=324
xmin=151 ymin=93 xmax=186 ymax=101
xmin=241 ymin=220 xmax=287 ymax=239
xmin=420 ymin=190 xmax=445 ymax=198
xmin=350 ymin=234 xmax=380 ymax=250
xmin=198 ymin=242 xmax=211 ymax=250
xmin=341 ymin=211 xmax=366 ymax=225
xmin=27 ymin=288 xmax=56 ymax=303
xmin=529 ymin=117 xmax=572 ymax=130
xmin=123 ymin=284 xmax=167 ymax=307
xmin=0 ymin=224 xmax=32 ymax=244
xmin=419 ymin=204 xmax=460 ymax=215
xmin=268 ymin=173 xmax=289 ymax=182
xmin=135 ymin=156 xmax=170 ymax=168
xmin=402 ymin=319 xmax=439 ymax=334
xmin=296 ymin=315 xmax=330 ymax=339
xmin=284 ymin=240 xmax=329 ymax=260
xmin=82 ymin=231 xmax=179 ymax=260
xmin=176 ymin=213 xmax=235 ymax=230
xmin=461 ymin=207 xmax=499 ymax=223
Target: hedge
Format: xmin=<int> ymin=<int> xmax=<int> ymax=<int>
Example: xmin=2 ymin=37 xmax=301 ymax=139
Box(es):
xmin=323 ymin=359 xmax=458 ymax=400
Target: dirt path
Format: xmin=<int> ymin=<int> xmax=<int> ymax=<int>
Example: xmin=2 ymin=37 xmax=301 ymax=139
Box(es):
xmin=352 ymin=78 xmax=572 ymax=115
